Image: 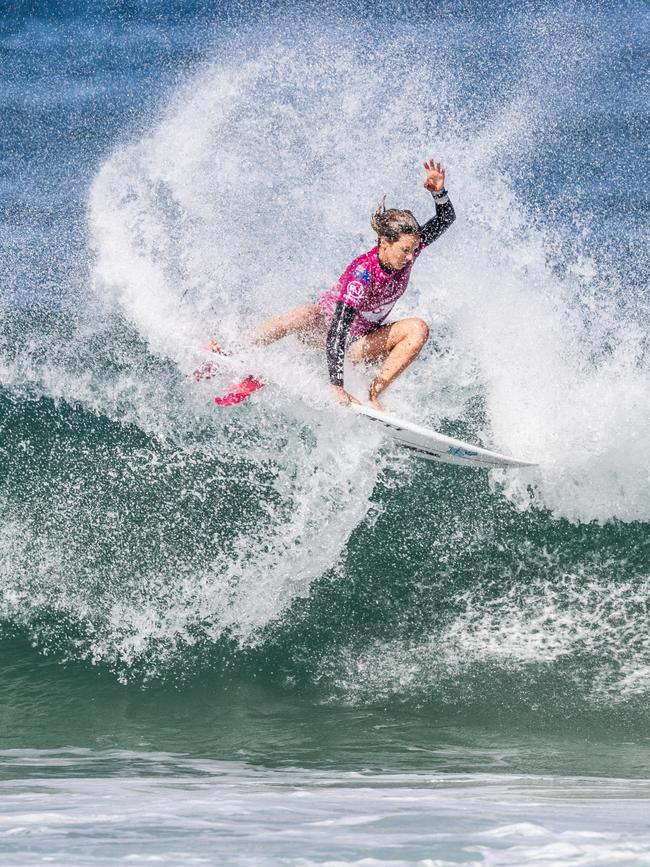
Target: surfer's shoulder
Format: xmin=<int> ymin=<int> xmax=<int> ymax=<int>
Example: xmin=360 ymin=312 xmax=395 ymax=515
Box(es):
xmin=348 ymin=246 xmax=376 ymax=266
xmin=343 ymin=247 xmax=378 ymax=281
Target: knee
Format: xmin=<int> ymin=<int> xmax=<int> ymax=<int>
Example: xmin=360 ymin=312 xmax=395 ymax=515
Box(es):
xmin=409 ymin=318 xmax=429 ymax=348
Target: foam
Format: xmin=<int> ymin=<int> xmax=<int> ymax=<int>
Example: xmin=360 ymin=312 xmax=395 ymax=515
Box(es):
xmin=324 ymin=568 xmax=650 ymax=707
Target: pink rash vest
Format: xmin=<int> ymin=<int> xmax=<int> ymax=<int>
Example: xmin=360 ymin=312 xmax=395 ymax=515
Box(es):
xmin=318 ymin=243 xmax=425 ymax=339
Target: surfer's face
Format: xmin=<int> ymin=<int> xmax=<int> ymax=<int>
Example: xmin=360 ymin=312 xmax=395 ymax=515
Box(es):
xmin=379 ymin=233 xmax=419 ymax=270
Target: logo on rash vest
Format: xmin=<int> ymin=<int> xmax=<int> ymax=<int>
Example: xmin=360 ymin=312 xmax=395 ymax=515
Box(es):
xmin=352 ymin=267 xmax=371 ymax=284
xmin=344 ymin=280 xmax=365 ymax=301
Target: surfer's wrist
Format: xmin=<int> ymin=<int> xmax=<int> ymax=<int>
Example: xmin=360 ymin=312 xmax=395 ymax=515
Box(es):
xmin=430 ymin=188 xmax=449 ymax=204
xmin=331 ymin=384 xmax=355 ymax=406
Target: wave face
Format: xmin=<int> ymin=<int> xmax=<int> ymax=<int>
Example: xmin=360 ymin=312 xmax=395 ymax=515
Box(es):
xmin=1 ymin=0 xmax=649 ymax=727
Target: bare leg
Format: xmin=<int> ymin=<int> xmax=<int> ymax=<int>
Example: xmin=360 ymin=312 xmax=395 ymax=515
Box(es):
xmin=347 ymin=317 xmax=429 ymax=409
xmin=251 ymin=304 xmax=329 ymax=347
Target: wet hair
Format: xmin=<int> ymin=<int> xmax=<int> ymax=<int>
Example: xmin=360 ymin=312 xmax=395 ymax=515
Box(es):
xmin=370 ymin=196 xmax=421 ymax=243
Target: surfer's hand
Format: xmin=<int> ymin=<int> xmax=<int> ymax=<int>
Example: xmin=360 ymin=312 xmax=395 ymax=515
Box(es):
xmin=331 ymin=385 xmax=360 ymax=406
xmin=423 ymin=159 xmax=445 ymax=192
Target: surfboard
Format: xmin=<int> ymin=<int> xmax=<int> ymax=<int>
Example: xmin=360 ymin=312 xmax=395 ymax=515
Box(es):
xmin=197 ymin=358 xmax=536 ymax=468
xmin=353 ymin=405 xmax=536 ymax=468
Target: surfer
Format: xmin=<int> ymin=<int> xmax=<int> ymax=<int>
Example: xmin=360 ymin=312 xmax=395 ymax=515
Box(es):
xmin=211 ymin=160 xmax=455 ymax=409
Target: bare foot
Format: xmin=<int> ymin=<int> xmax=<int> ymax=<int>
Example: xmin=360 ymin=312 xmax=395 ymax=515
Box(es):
xmin=368 ymin=379 xmax=386 ymax=411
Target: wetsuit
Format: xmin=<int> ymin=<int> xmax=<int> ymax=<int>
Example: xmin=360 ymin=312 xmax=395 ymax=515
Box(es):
xmin=318 ymin=189 xmax=456 ymax=387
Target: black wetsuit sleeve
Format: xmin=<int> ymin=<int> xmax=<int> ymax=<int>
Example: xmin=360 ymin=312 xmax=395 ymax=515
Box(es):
xmin=419 ymin=191 xmax=456 ymax=247
xmin=326 ymin=301 xmax=357 ymax=386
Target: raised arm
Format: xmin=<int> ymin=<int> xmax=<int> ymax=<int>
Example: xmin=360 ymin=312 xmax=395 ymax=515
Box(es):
xmin=419 ymin=158 xmax=456 ymax=247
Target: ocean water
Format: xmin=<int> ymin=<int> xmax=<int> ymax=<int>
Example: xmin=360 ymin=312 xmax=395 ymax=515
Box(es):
xmin=1 ymin=0 xmax=649 ymax=863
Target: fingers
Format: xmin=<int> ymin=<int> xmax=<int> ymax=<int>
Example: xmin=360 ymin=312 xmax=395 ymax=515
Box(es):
xmin=331 ymin=384 xmax=349 ymax=405
xmin=423 ymin=158 xmax=445 ymax=174
xmin=332 ymin=385 xmax=361 ymax=406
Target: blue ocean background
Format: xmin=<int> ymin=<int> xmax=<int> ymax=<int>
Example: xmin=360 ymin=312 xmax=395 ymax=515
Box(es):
xmin=1 ymin=0 xmax=649 ymax=863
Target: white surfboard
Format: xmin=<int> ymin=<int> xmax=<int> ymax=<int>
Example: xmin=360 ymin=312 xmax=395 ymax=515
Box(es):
xmin=354 ymin=405 xmax=536 ymax=468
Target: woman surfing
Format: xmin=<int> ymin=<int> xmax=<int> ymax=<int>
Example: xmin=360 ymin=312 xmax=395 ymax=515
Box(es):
xmin=208 ymin=159 xmax=455 ymax=410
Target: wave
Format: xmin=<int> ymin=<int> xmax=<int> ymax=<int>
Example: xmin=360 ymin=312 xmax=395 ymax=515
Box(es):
xmin=1 ymin=4 xmax=648 ymax=711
